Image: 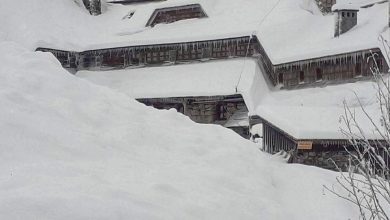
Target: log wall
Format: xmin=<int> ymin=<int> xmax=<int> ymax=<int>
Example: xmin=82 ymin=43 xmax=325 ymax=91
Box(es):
xmin=77 ymin=36 xmax=255 ymax=69
xmin=146 ymin=4 xmax=207 ymax=27
xmin=36 ymin=36 xmax=389 ymax=90
xmin=137 ymin=95 xmax=249 ymax=136
xmin=274 ymin=49 xmax=388 ymax=89
xmin=258 ymin=117 xmax=390 ymax=171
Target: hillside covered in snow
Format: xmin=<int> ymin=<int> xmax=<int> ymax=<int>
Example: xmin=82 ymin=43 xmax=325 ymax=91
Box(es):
xmin=0 ymin=39 xmax=362 ymax=220
xmin=0 ymin=0 xmax=388 ymax=219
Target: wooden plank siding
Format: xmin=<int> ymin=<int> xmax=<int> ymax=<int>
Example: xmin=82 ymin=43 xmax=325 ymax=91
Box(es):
xmin=38 ymin=36 xmax=255 ymax=70
xmin=146 ymin=4 xmax=207 ymax=27
xmin=137 ymin=94 xmax=250 ymax=137
xmin=274 ymin=49 xmax=388 ymax=89
xmin=261 ymin=118 xmax=297 ymax=154
xmin=36 ymin=35 xmax=388 ymax=89
xmin=255 ymin=116 xmax=390 ymax=170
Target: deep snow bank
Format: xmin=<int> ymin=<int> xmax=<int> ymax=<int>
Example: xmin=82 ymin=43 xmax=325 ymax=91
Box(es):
xmin=0 ymin=41 xmax=359 ymax=219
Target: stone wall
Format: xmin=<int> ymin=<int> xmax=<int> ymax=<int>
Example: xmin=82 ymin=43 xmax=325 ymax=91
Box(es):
xmin=137 ymin=95 xmax=250 ymax=137
xmin=292 ymin=150 xmax=353 ymax=171
xmin=186 ymin=102 xmax=217 ymax=123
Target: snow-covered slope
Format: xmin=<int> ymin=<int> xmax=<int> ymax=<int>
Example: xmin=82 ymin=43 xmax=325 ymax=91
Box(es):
xmin=1 ymin=0 xmax=387 ymax=218
xmin=0 ymin=41 xmax=361 ymax=219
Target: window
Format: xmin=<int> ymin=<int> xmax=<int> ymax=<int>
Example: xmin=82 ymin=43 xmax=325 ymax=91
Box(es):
xmin=168 ymin=50 xmax=177 ymax=62
xmin=217 ymin=104 xmax=227 ymax=120
xmin=201 ymin=48 xmax=211 ymax=59
xmin=352 ymin=13 xmax=355 ymax=17
xmin=342 ymin=12 xmax=345 ymax=17
xmin=278 ymin=73 xmax=284 ymax=84
xmin=316 ymin=68 xmax=322 ymax=81
xmin=376 ymin=59 xmax=383 ymax=72
xmin=355 ymin=63 xmax=361 ymax=76
xmin=347 ymin=12 xmax=350 ymax=17
xmin=299 ymin=71 xmax=305 ymax=83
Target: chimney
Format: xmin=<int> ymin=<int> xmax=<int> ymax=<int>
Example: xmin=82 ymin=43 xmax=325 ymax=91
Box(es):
xmin=332 ymin=3 xmax=359 ymax=37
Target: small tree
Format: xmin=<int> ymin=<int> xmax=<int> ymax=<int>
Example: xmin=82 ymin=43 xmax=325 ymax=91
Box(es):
xmin=325 ymin=40 xmax=390 ymax=220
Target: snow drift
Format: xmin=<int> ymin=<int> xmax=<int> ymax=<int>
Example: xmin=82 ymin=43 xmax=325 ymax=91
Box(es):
xmin=0 ymin=41 xmax=360 ymax=219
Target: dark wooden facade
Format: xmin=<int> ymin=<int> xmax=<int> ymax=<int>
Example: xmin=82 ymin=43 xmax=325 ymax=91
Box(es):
xmin=260 ymin=118 xmax=297 ymax=154
xmin=37 ymin=36 xmax=388 ymax=89
xmin=37 ymin=36 xmax=256 ymax=70
xmin=146 ymin=4 xmax=207 ymax=27
xmin=36 ymin=48 xmax=79 ymax=69
xmin=273 ymin=49 xmax=388 ymax=89
xmin=137 ymin=94 xmax=249 ymax=137
xmin=253 ymin=116 xmax=390 ymax=170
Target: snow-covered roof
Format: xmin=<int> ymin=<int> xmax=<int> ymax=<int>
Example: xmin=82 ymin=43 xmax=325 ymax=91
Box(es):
xmin=332 ymin=3 xmax=360 ymax=11
xmin=77 ymin=58 xmax=259 ymax=99
xmin=255 ymin=79 xmax=385 ymax=140
xmin=25 ymin=0 xmax=388 ymax=68
xmin=257 ymin=0 xmax=388 ymax=64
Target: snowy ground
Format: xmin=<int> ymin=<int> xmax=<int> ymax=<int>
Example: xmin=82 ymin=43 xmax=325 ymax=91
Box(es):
xmin=0 ymin=41 xmax=362 ymax=219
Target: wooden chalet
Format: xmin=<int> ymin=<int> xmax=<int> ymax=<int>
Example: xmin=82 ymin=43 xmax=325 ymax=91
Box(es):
xmin=273 ymin=49 xmax=388 ymax=89
xmin=36 ymin=34 xmax=388 ymax=90
xmin=36 ymin=0 xmax=390 ymax=170
xmin=37 ymin=36 xmax=256 ymax=70
xmin=138 ymin=94 xmax=249 ymax=138
xmin=76 ymin=57 xmax=259 ymax=139
xmin=36 ymin=1 xmax=390 ymax=90
xmin=253 ymin=116 xmax=390 ymax=171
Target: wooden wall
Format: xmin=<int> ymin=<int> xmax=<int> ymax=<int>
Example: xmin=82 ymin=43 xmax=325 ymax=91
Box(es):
xmin=138 ymin=95 xmax=249 ymax=136
xmin=146 ymin=4 xmax=207 ymax=27
xmin=262 ymin=121 xmax=297 ymax=154
xmin=77 ymin=36 xmax=255 ymax=69
xmin=36 ymin=36 xmax=389 ymax=90
xmin=274 ymin=49 xmax=388 ymax=89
